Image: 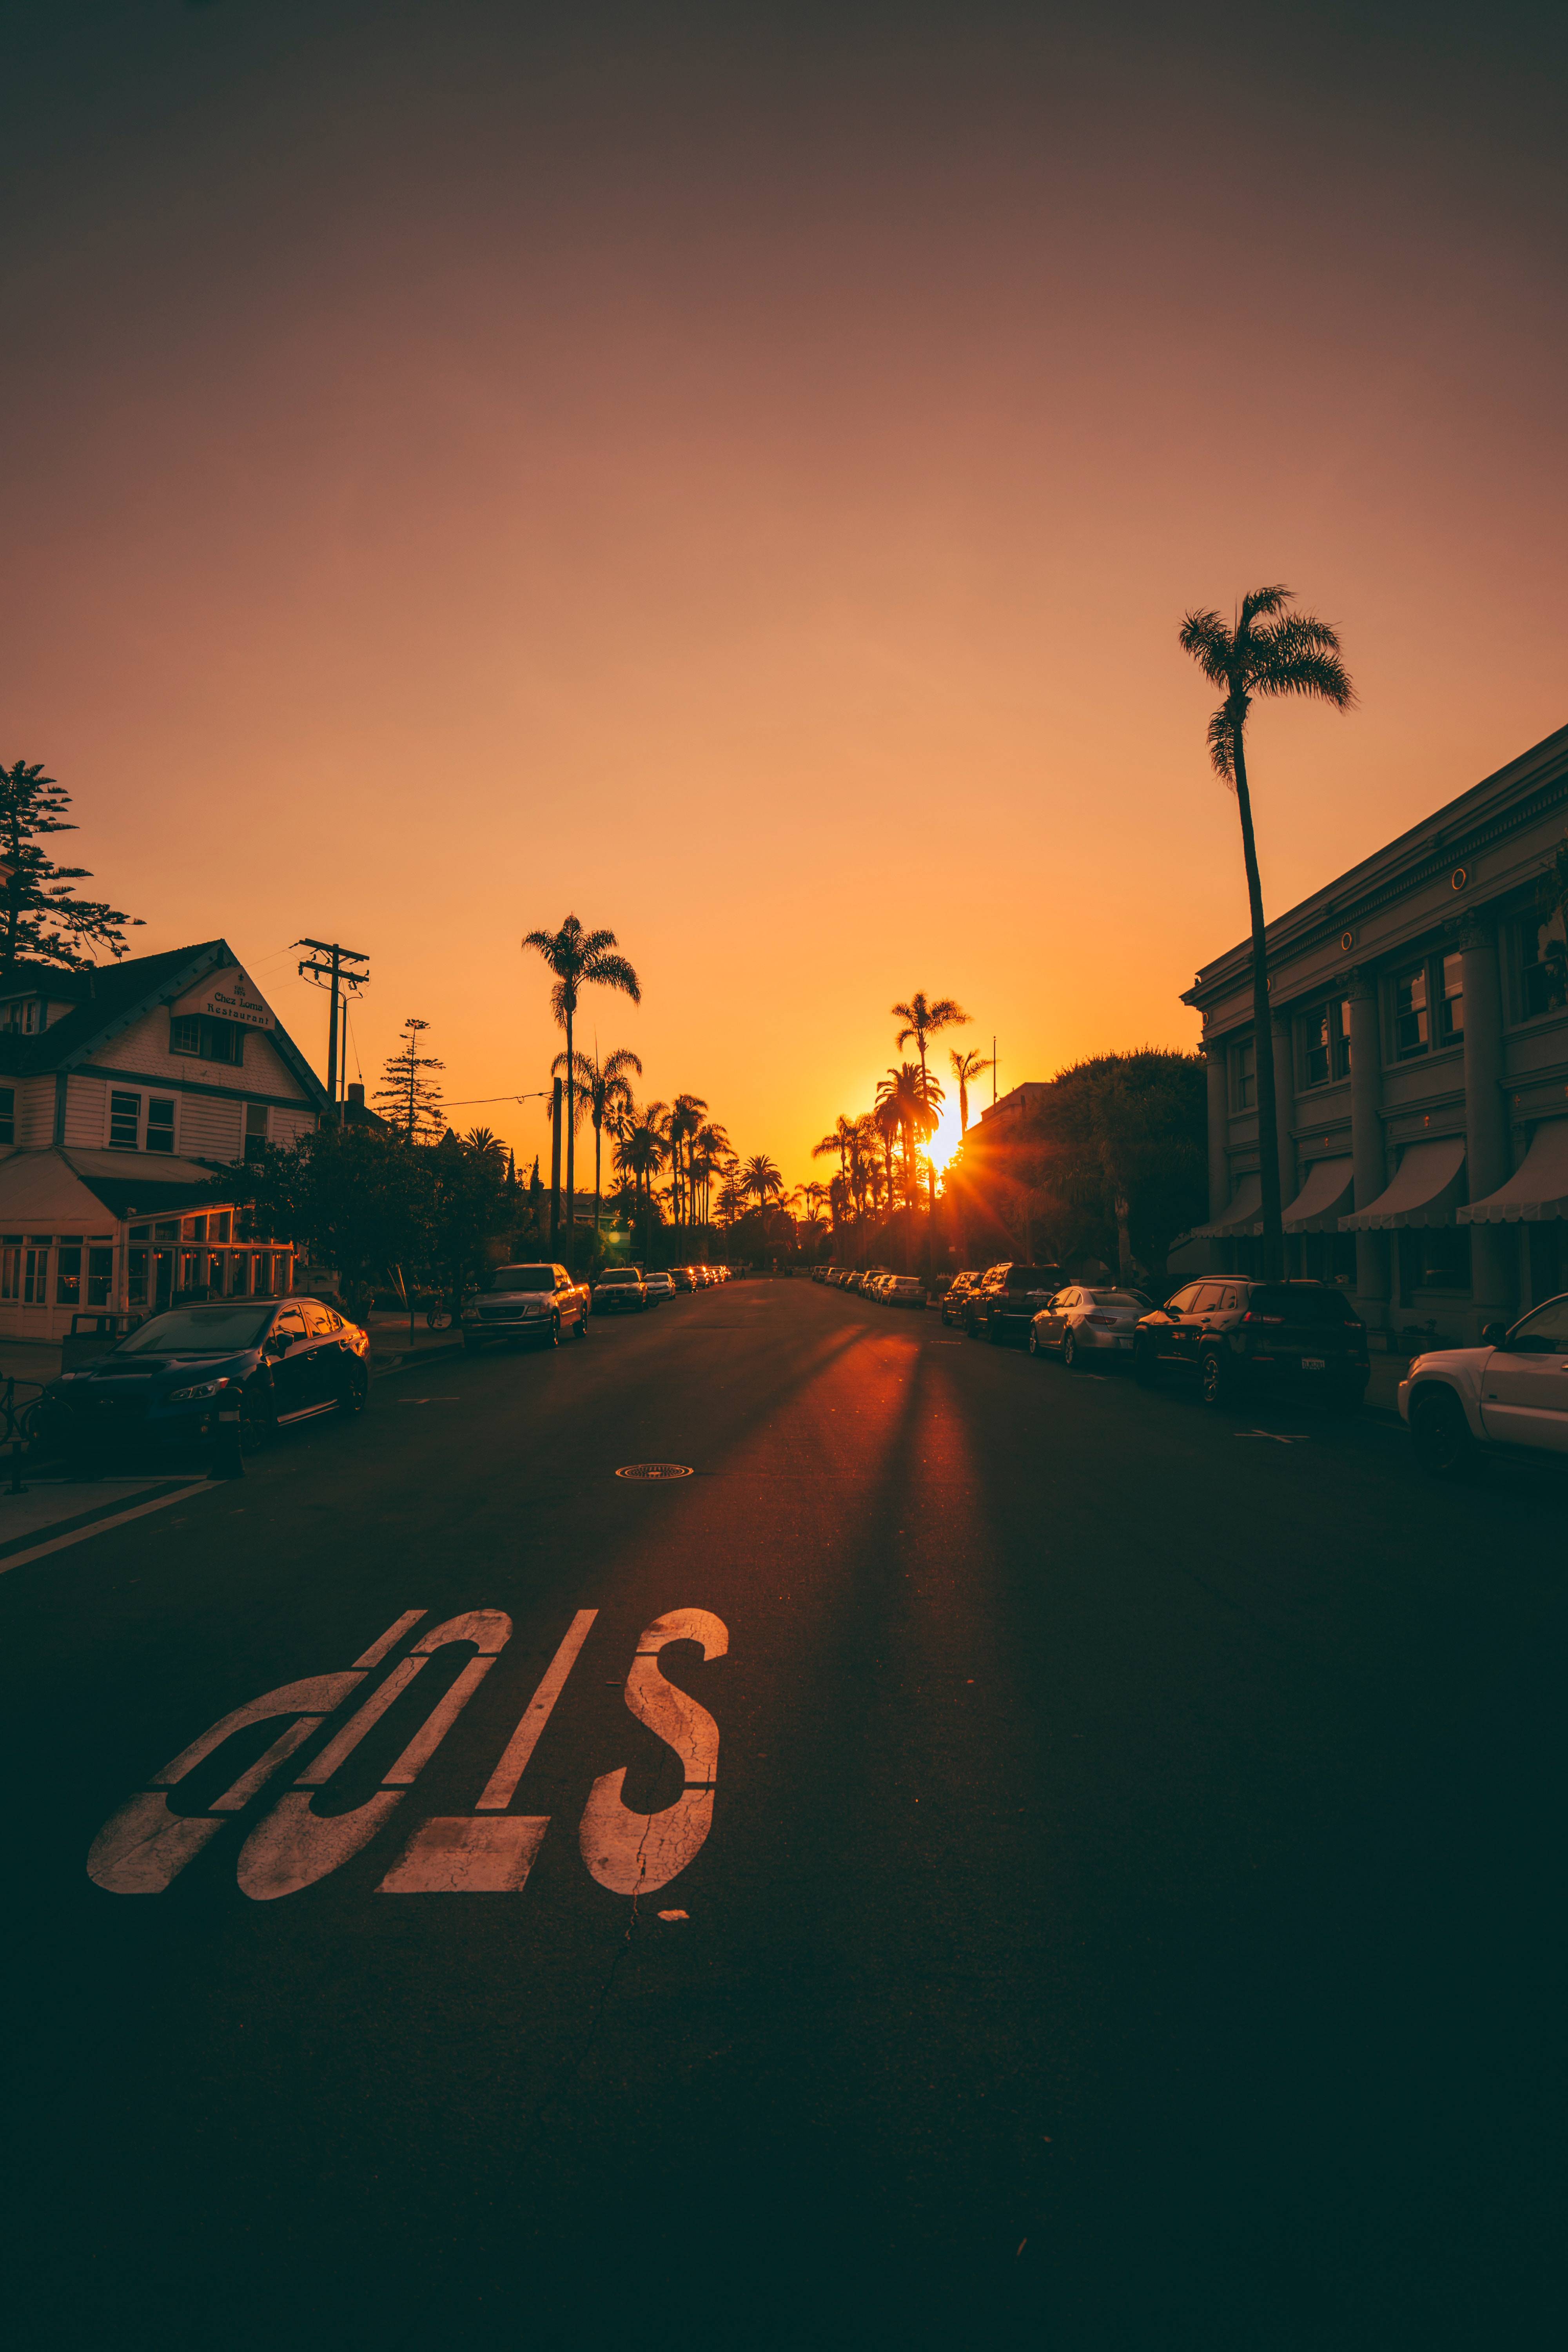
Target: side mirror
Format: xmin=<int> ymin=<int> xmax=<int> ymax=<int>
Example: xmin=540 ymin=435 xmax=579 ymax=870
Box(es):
xmin=1480 ymin=1321 xmax=1509 ymax=1348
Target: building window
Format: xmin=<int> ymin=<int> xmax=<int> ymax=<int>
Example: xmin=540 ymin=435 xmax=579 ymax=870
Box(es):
xmin=128 ymin=1249 xmax=148 ymax=1307
xmin=22 ymin=1245 xmax=49 ymax=1305
xmin=1 ymin=999 xmax=42 ymax=1034
xmin=1520 ymin=910 xmax=1568 ymax=1019
xmin=1394 ymin=965 xmax=1429 ymax=1058
xmin=170 ymin=1013 xmax=243 ymax=1065
xmin=87 ymin=1247 xmax=114 ymax=1307
xmin=182 ymin=1214 xmax=208 ymax=1242
xmin=244 ymin=1104 xmax=270 ymax=1163
xmin=1401 ymin=1225 xmax=1471 ymax=1292
xmin=109 ymin=1091 xmax=141 ymax=1150
xmin=0 ymin=1244 xmax=18 ymax=1300
xmin=212 ymin=1210 xmax=232 ymax=1243
xmin=147 ymin=1098 xmax=176 ymax=1154
xmin=1301 ymin=1000 xmax=1352 ymax=1088
xmin=107 ymin=1091 xmax=178 ymax=1153
xmin=1232 ymin=1040 xmax=1256 ymax=1110
xmin=1437 ymin=952 xmax=1464 ymax=1042
xmin=56 ymin=1247 xmax=82 ymax=1306
xmin=0 ymin=1087 xmax=13 ymax=1146
xmin=229 ymin=1254 xmax=251 ymax=1296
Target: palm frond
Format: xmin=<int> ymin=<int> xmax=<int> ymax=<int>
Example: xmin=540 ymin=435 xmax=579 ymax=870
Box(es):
xmin=1250 ymin=615 xmax=1355 ymax=709
xmin=583 ymin=948 xmax=642 ymax=1002
xmin=1206 ymin=704 xmax=1238 ymax=785
xmin=1237 ymin=583 xmax=1293 ymax=631
xmin=1178 ymin=608 xmax=1234 ymax=689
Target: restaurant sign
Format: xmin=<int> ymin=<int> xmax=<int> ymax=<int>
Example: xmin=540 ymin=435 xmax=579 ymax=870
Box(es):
xmin=173 ymin=966 xmax=275 ymax=1031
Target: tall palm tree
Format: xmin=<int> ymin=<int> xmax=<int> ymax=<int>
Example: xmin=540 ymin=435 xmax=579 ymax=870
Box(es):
xmin=948 ymin=1047 xmax=993 ymax=1136
xmin=613 ymin=1098 xmax=668 ymax=1261
xmin=742 ymin=1153 xmax=783 ymax=1232
xmin=893 ymin=992 xmax=969 ymax=1274
xmin=522 ymin=915 xmax=641 ymax=1267
xmin=553 ymin=1045 xmax=642 ymax=1233
xmin=812 ymin=1114 xmax=859 ymax=1208
xmin=1179 ymin=588 xmax=1354 ymax=1278
xmin=666 ymin=1093 xmax=709 ymax=1230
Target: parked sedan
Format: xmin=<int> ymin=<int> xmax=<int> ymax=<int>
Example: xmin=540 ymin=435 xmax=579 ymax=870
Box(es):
xmin=52 ymin=1296 xmax=370 ymax=1460
xmin=1133 ymin=1278 xmax=1368 ymax=1409
xmin=643 ymin=1272 xmax=676 ymax=1303
xmin=941 ymin=1272 xmax=982 ymax=1327
xmin=884 ymin=1275 xmax=926 ymax=1308
xmin=1029 ymin=1285 xmax=1152 ymax=1368
xmin=461 ymin=1263 xmax=590 ymax=1350
xmin=671 ymin=1267 xmax=699 ymax=1292
xmin=965 ymin=1264 xmax=1065 ymax=1344
xmin=1400 ymin=1290 xmax=1568 ymax=1472
xmin=591 ymin=1267 xmax=649 ymax=1314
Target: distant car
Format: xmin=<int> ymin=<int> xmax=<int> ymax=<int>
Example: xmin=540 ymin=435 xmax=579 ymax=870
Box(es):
xmin=1399 ymin=1291 xmax=1568 ymax=1472
xmin=966 ymin=1264 xmax=1065 ymax=1344
xmin=643 ymin=1271 xmax=676 ymax=1303
xmin=884 ymin=1275 xmax=926 ymax=1308
xmin=592 ymin=1267 xmax=649 ymax=1314
xmin=461 ymin=1263 xmax=590 ymax=1350
xmin=671 ymin=1267 xmax=698 ymax=1292
xmin=1028 ymin=1285 xmax=1152 ymax=1368
xmin=52 ymin=1296 xmax=370 ymax=1460
xmin=942 ymin=1272 xmax=982 ymax=1327
xmin=1133 ymin=1278 xmax=1368 ymax=1409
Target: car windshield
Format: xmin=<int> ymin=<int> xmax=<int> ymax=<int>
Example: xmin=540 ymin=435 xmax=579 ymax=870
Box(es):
xmin=1091 ymin=1290 xmax=1151 ymax=1308
xmin=116 ymin=1306 xmax=274 ymax=1356
xmin=1007 ymin=1267 xmax=1060 ymax=1287
xmin=597 ymin=1271 xmax=638 ymax=1283
xmin=1248 ymin=1285 xmax=1360 ymax=1324
xmin=490 ymin=1267 xmax=554 ymax=1293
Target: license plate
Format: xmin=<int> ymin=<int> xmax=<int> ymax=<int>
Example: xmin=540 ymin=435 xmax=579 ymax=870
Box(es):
xmin=1301 ymin=1356 xmax=1325 ymax=1371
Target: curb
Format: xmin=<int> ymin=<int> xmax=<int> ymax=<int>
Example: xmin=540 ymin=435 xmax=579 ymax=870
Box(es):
xmin=369 ymin=1342 xmax=468 ymax=1379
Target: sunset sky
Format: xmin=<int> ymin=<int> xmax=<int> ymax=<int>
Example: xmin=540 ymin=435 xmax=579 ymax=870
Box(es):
xmin=4 ymin=0 xmax=1565 ymax=1188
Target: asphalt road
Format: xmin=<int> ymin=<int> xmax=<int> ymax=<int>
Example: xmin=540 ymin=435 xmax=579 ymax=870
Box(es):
xmin=2 ymin=1280 xmax=1561 ymax=2351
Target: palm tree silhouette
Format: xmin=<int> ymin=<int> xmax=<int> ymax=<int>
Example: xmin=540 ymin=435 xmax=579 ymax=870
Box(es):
xmin=613 ymin=1098 xmax=668 ymax=1262
xmin=893 ymin=992 xmax=968 ymax=1275
xmin=948 ymin=1047 xmax=993 ymax=1136
xmin=522 ymin=916 xmax=641 ymax=1268
xmin=553 ymin=1045 xmax=642 ymax=1234
xmin=1179 ymin=589 xmax=1354 ymax=1277
xmin=742 ymin=1153 xmax=783 ymax=1239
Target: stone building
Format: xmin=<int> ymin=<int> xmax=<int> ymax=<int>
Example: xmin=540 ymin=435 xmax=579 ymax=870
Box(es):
xmin=1181 ymin=723 xmax=1568 ymax=1343
xmin=0 ymin=940 xmax=325 ymax=1339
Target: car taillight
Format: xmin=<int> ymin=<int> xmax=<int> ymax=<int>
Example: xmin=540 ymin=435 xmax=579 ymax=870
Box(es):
xmin=1085 ymin=1312 xmax=1118 ymax=1327
xmin=1241 ymin=1311 xmax=1283 ymax=1325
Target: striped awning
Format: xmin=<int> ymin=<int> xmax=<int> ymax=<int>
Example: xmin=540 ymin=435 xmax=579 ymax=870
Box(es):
xmin=1460 ymin=1119 xmax=1568 ymax=1224
xmin=1340 ymin=1137 xmax=1466 ymax=1231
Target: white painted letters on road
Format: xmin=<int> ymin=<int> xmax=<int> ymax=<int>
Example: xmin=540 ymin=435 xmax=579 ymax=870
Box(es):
xmin=579 ymin=1608 xmax=728 ymax=1898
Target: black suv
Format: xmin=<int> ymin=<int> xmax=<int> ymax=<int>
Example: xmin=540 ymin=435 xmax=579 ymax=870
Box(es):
xmin=1133 ymin=1278 xmax=1369 ymax=1409
xmin=965 ymin=1264 xmax=1065 ymax=1345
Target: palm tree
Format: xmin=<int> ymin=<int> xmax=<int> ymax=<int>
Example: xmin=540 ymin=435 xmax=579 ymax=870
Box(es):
xmin=812 ymin=1114 xmax=859 ymax=1212
xmin=613 ymin=1098 xmax=668 ymax=1261
xmin=742 ymin=1153 xmax=783 ymax=1234
xmin=948 ymin=1047 xmax=993 ymax=1136
xmin=522 ymin=916 xmax=641 ymax=1266
xmin=893 ymin=992 xmax=969 ymax=1274
xmin=553 ymin=1045 xmax=642 ymax=1233
xmin=666 ymin=1093 xmax=709 ymax=1230
xmin=462 ymin=1125 xmax=506 ymax=1164
xmin=1179 ymin=588 xmax=1354 ymax=1277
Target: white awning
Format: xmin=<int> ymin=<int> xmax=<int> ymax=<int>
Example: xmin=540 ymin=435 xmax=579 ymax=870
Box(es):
xmin=1340 ymin=1137 xmax=1466 ymax=1231
xmin=1281 ymin=1157 xmax=1354 ymax=1233
xmin=1188 ymin=1174 xmax=1263 ymax=1239
xmin=1459 ymin=1118 xmax=1568 ymax=1225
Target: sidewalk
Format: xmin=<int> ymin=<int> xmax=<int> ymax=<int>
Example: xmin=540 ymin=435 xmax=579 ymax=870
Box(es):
xmin=364 ymin=1316 xmax=466 ymax=1373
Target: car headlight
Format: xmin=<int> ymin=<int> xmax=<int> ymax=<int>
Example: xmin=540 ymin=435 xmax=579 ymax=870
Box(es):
xmin=167 ymin=1377 xmax=231 ymax=1403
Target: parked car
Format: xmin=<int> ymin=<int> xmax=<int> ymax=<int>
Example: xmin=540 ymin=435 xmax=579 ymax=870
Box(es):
xmin=461 ymin=1263 xmax=590 ymax=1350
xmin=966 ymin=1264 xmax=1065 ymax=1344
xmin=941 ymin=1272 xmax=982 ymax=1327
xmin=643 ymin=1271 xmax=676 ymax=1303
xmin=592 ymin=1267 xmax=649 ymax=1314
xmin=1133 ymin=1278 xmax=1368 ymax=1409
xmin=671 ymin=1267 xmax=699 ymax=1292
xmin=1028 ymin=1285 xmax=1152 ymax=1368
xmin=1400 ymin=1290 xmax=1568 ymax=1472
xmin=884 ymin=1275 xmax=926 ymax=1308
xmin=51 ymin=1296 xmax=370 ymax=1460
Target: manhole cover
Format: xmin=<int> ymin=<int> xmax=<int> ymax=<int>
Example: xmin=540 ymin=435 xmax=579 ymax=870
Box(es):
xmin=615 ymin=1462 xmax=694 ymax=1481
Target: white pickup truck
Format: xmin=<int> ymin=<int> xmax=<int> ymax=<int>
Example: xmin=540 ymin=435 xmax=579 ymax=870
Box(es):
xmin=1399 ymin=1291 xmax=1568 ymax=1470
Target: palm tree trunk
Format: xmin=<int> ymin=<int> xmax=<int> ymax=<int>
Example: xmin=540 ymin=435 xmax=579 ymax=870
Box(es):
xmin=594 ymin=1116 xmax=603 ymax=1232
xmin=1232 ymin=725 xmax=1284 ymax=1280
xmin=564 ymin=1009 xmax=576 ymax=1268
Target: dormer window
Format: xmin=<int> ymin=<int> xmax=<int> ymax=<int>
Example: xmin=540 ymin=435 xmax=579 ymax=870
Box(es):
xmin=1 ymin=999 xmax=43 ymax=1034
xmin=169 ymin=1013 xmax=243 ymax=1065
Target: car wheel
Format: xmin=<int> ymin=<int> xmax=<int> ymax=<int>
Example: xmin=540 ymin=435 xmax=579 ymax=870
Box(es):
xmin=1198 ymin=1348 xmax=1230 ymax=1409
xmin=340 ymin=1372 xmax=367 ymax=1417
xmin=1133 ymin=1339 xmax=1158 ymax=1387
xmin=576 ymin=1308 xmax=590 ymax=1339
xmin=1410 ymin=1387 xmax=1472 ymax=1476
xmin=1027 ymin=1327 xmax=1041 ymax=1357
xmin=1062 ymin=1330 xmax=1080 ymax=1371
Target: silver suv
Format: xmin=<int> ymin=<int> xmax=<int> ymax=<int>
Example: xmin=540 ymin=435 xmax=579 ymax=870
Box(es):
xmin=461 ymin=1263 xmax=590 ymax=1351
xmin=1400 ymin=1290 xmax=1568 ymax=1471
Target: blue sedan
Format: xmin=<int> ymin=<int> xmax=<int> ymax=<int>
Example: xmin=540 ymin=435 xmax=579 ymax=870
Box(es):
xmin=53 ymin=1297 xmax=370 ymax=1461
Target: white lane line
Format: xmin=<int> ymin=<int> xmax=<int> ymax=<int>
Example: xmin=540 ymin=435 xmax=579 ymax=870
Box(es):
xmin=0 ymin=1481 xmax=207 ymax=1577
xmin=354 ymin=1609 xmax=427 ymax=1668
xmin=476 ymin=1608 xmax=598 ymax=1811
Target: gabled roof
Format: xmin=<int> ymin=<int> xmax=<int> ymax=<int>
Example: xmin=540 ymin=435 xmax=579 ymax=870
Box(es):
xmin=0 ymin=940 xmax=327 ymax=1108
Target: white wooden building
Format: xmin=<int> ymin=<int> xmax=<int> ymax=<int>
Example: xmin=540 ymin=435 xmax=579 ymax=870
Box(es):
xmin=0 ymin=940 xmax=325 ymax=1341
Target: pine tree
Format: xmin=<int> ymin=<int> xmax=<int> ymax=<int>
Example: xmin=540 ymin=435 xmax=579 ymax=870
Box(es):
xmin=0 ymin=759 xmax=143 ymax=981
xmin=374 ymin=1016 xmax=446 ymax=1142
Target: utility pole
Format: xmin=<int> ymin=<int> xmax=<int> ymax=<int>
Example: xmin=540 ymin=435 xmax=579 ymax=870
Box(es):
xmin=296 ymin=939 xmax=370 ymax=1120
xmin=549 ymin=1077 xmax=563 ymax=1249
xmin=992 ymin=1036 xmax=998 ymax=1106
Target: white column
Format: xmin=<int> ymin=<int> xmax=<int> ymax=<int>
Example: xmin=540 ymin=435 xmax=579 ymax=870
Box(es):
xmin=1346 ymin=971 xmax=1388 ymax=1322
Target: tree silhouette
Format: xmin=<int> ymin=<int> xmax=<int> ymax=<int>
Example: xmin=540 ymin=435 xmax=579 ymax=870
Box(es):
xmin=375 ymin=1017 xmax=446 ymax=1143
xmin=0 ymin=759 xmax=143 ymax=981
xmin=522 ymin=916 xmax=641 ymax=1268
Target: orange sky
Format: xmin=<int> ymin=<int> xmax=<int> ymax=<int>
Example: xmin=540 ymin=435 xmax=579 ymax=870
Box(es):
xmin=4 ymin=1 xmax=1565 ymax=1189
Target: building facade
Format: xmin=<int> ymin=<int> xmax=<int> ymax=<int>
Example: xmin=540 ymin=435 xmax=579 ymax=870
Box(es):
xmin=0 ymin=940 xmax=325 ymax=1341
xmin=1182 ymin=724 xmax=1568 ymax=1344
